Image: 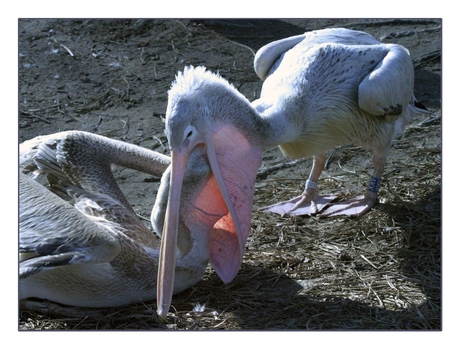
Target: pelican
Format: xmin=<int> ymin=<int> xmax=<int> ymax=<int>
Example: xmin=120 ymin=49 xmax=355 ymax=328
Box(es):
xmin=157 ymin=28 xmax=429 ymax=317
xmin=20 ymin=130 xmax=232 ymax=312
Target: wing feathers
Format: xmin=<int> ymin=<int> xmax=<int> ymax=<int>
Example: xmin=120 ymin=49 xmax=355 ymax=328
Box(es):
xmin=358 ymin=44 xmax=414 ymax=118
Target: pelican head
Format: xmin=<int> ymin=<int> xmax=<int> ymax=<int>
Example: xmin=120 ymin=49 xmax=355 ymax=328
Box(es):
xmin=157 ymin=66 xmax=263 ymax=319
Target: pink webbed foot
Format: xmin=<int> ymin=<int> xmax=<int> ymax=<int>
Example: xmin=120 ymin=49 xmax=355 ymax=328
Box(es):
xmin=261 ymin=194 xmax=337 ymax=216
xmin=319 ymin=194 xmax=377 ymax=217
xmin=319 ymin=177 xmax=382 ymax=217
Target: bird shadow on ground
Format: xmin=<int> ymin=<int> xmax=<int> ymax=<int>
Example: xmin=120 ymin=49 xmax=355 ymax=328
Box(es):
xmin=197 ymin=19 xmax=307 ymax=50
xmin=379 ymin=186 xmax=441 ymax=325
xmin=414 ymin=70 xmax=441 ymax=110
xmin=163 ymin=185 xmax=440 ymax=330
xmin=175 ymin=262 xmax=438 ymax=329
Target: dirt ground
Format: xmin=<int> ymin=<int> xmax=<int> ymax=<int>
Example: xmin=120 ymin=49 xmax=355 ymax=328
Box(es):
xmin=18 ymin=19 xmax=441 ymax=330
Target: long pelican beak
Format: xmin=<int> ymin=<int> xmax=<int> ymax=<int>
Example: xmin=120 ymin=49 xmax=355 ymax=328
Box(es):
xmin=156 ymin=124 xmax=262 ymax=320
xmin=157 ymin=148 xmax=187 ymax=319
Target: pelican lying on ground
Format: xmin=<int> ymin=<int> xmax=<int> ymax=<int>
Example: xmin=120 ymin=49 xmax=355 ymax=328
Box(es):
xmin=20 ymin=131 xmax=241 ymax=314
xmin=157 ymin=28 xmax=429 ymax=317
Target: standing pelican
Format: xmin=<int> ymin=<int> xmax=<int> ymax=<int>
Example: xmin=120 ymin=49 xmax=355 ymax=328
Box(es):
xmin=20 ymin=131 xmax=234 ymax=313
xmin=157 ymin=28 xmax=428 ymax=317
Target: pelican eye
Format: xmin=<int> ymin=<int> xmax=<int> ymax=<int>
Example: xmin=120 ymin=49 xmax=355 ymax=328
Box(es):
xmin=184 ymin=125 xmax=195 ymax=140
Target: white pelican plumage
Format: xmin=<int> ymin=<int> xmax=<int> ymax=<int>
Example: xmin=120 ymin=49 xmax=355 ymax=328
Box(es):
xmin=157 ymin=28 xmax=429 ymax=317
xmin=19 ymin=131 xmax=229 ymax=313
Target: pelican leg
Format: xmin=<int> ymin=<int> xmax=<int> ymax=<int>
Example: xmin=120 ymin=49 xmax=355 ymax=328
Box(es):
xmin=319 ymin=148 xmax=388 ymax=217
xmin=261 ymin=153 xmax=337 ymax=216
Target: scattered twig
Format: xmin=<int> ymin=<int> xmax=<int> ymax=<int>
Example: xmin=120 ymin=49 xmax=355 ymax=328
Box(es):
xmin=257 ymin=159 xmax=307 ymax=179
xmin=171 ymin=41 xmax=180 ymax=53
xmin=337 ymin=159 xmax=356 ymax=174
xmin=153 ymin=136 xmax=166 ymax=150
xmin=233 ymin=41 xmax=256 ymax=57
xmin=174 ymin=20 xmax=193 ymax=37
xmin=20 ymin=112 xmax=51 ymax=124
xmin=53 ymin=39 xmax=75 ymax=57
xmin=343 ymin=19 xmax=440 ymax=29
xmin=91 ymin=115 xmax=103 ymax=132
xmin=413 ymin=50 xmax=441 ymax=69
xmin=22 ymin=102 xmax=66 ymax=113
xmin=416 ymin=114 xmax=441 ymax=127
xmin=360 ymin=254 xmax=379 ymax=269
xmin=379 ymin=25 xmax=441 ymax=41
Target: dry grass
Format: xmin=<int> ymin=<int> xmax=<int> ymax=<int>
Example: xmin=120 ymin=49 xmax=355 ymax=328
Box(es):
xmin=19 ymin=121 xmax=441 ymax=331
xmin=18 ymin=18 xmax=441 ymax=331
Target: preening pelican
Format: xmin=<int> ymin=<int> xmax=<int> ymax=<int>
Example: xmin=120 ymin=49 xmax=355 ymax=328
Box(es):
xmin=157 ymin=28 xmax=428 ymax=317
xmin=20 ymin=131 xmax=228 ymax=312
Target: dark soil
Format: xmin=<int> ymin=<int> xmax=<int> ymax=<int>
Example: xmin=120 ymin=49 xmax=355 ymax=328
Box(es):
xmin=18 ymin=19 xmax=441 ymax=330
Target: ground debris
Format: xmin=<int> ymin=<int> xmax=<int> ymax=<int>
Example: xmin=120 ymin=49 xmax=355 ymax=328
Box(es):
xmin=19 ymin=18 xmax=441 ymax=331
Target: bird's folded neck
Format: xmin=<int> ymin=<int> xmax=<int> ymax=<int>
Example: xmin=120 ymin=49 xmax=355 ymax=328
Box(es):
xmin=250 ymin=100 xmax=303 ymax=148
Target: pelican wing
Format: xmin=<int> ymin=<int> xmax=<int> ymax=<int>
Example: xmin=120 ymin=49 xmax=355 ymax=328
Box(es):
xmin=254 ymin=28 xmax=382 ymax=81
xmin=20 ymin=130 xmax=170 ymax=254
xmin=358 ymin=44 xmax=414 ymax=117
xmin=19 ymin=173 xmax=121 ymax=279
xmin=20 ymin=131 xmax=166 ymax=246
xmin=21 ymin=131 xmax=170 ymax=211
xmin=254 ymin=34 xmax=306 ymax=80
